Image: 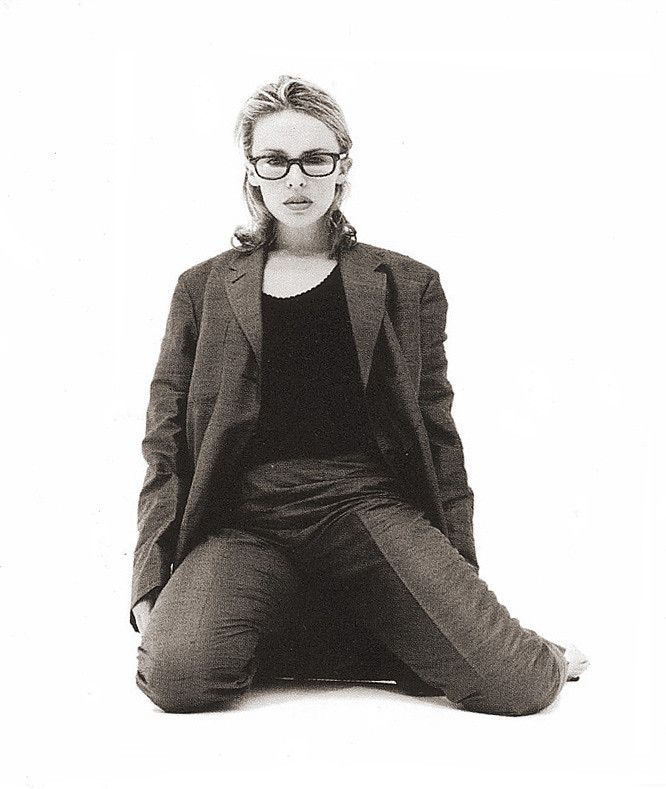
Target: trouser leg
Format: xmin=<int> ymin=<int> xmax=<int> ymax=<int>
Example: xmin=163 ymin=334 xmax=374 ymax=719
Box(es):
xmin=136 ymin=528 xmax=300 ymax=713
xmin=303 ymin=499 xmax=568 ymax=716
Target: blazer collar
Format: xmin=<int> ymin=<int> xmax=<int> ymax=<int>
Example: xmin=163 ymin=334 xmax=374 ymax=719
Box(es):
xmin=219 ymin=241 xmax=387 ymax=390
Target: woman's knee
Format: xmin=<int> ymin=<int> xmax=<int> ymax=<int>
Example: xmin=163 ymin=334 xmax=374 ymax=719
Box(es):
xmin=136 ymin=638 xmax=257 ymax=713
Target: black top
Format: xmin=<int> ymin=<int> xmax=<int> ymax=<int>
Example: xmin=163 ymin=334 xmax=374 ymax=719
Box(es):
xmin=240 ymin=263 xmax=377 ymax=465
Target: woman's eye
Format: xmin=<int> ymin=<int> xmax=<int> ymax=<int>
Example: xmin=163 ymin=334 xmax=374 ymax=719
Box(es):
xmin=266 ymin=157 xmax=287 ymax=166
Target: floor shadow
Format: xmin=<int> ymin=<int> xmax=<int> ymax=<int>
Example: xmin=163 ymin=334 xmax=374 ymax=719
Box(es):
xmin=238 ymin=676 xmax=458 ymax=712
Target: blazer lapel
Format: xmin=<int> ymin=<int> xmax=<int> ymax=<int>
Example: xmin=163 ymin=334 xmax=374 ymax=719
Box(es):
xmin=223 ymin=241 xmax=387 ymax=391
xmin=224 ymin=244 xmax=265 ymax=371
xmin=338 ymin=243 xmax=387 ymax=390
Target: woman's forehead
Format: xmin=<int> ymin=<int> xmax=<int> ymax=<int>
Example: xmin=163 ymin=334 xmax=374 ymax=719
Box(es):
xmin=251 ymin=110 xmax=338 ymax=156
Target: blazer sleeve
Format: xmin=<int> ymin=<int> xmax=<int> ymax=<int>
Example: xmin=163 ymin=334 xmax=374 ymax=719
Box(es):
xmin=419 ymin=269 xmax=479 ymax=572
xmin=129 ymin=275 xmax=198 ymax=632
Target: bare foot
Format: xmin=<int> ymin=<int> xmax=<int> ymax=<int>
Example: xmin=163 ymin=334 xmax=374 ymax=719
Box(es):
xmin=563 ymin=643 xmax=590 ymax=681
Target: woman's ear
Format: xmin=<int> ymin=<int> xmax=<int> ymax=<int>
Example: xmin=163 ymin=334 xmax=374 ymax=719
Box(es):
xmin=336 ymin=156 xmax=352 ymax=185
xmin=247 ymin=163 xmax=261 ymax=187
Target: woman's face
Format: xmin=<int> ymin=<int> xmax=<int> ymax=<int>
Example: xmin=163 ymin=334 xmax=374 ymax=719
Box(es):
xmin=247 ymin=109 xmax=348 ymax=231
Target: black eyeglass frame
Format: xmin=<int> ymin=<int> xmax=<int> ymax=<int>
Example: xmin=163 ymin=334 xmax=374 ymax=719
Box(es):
xmin=248 ymin=151 xmax=349 ymax=180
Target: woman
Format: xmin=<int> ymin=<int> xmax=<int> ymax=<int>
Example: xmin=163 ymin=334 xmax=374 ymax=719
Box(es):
xmin=131 ymin=74 xmax=589 ymax=715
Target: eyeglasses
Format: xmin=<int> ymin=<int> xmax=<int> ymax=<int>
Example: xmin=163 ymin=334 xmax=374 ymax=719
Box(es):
xmin=248 ymin=151 xmax=348 ymax=180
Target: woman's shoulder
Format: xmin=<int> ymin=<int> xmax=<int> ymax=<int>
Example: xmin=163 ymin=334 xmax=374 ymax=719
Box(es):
xmin=174 ymin=248 xmax=237 ymax=293
xmin=355 ymin=241 xmax=440 ymax=288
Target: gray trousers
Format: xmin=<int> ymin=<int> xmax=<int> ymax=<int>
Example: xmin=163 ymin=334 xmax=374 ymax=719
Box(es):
xmin=136 ymin=450 xmax=568 ymax=715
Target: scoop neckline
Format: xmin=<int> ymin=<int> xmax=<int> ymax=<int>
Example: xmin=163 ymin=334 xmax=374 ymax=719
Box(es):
xmin=262 ymin=262 xmax=339 ymax=300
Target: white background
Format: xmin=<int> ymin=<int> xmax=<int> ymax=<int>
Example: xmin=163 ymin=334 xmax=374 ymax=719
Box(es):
xmin=1 ymin=1 xmax=664 ymax=787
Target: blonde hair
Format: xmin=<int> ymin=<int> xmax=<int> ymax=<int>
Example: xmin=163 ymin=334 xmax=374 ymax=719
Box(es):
xmin=232 ymin=75 xmax=357 ymax=258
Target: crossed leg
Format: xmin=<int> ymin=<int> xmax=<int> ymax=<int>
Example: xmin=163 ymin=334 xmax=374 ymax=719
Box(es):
xmin=136 ymin=528 xmax=300 ymax=713
xmin=301 ymin=498 xmax=569 ymax=716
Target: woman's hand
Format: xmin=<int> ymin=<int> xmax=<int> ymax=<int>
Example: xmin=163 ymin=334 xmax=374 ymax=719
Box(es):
xmin=132 ymin=596 xmax=155 ymax=634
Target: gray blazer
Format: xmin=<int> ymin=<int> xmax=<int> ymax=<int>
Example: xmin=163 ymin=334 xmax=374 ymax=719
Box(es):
xmin=130 ymin=240 xmax=478 ymax=632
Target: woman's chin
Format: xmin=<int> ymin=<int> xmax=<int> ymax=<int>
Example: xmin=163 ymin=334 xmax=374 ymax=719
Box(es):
xmin=274 ymin=211 xmax=326 ymax=229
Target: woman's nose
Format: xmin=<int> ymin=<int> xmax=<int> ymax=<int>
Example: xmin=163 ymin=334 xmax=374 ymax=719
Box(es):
xmin=285 ymin=161 xmax=306 ymax=186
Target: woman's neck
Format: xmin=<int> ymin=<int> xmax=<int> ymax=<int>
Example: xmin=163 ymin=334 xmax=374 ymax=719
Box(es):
xmin=273 ymin=218 xmax=331 ymax=256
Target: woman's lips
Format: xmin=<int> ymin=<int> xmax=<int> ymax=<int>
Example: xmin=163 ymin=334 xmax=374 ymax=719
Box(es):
xmin=284 ymin=200 xmax=312 ymax=211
